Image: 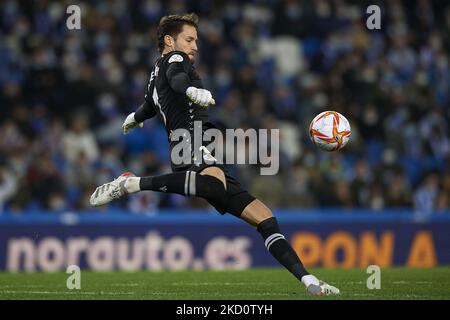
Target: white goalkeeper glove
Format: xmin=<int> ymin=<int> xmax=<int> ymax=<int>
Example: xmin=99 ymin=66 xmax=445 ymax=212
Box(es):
xmin=186 ymin=86 xmax=216 ymax=107
xmin=122 ymin=112 xmax=143 ymax=135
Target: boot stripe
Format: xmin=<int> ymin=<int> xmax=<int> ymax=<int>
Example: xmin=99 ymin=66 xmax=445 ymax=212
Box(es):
xmin=94 ymin=187 xmax=100 ymax=199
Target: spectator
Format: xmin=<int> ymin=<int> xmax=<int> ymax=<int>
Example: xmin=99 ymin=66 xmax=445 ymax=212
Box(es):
xmin=62 ymin=114 xmax=99 ymax=164
xmin=0 ymin=0 xmax=448 ymax=212
xmin=414 ymin=172 xmax=440 ymax=213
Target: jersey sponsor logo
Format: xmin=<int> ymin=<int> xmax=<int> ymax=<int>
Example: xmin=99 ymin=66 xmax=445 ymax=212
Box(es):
xmin=168 ymin=54 xmax=184 ymax=63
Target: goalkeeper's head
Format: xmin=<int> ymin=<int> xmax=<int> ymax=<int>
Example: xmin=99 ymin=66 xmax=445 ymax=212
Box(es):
xmin=157 ymin=13 xmax=199 ymax=63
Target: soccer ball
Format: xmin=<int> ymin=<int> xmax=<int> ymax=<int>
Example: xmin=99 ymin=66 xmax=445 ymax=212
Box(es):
xmin=309 ymin=111 xmax=351 ymax=152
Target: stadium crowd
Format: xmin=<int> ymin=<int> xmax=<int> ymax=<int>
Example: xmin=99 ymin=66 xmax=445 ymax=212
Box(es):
xmin=0 ymin=0 xmax=449 ymax=214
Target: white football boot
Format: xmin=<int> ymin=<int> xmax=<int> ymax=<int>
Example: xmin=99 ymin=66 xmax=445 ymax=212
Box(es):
xmin=90 ymin=172 xmax=135 ymax=207
xmin=307 ymin=280 xmax=340 ymax=296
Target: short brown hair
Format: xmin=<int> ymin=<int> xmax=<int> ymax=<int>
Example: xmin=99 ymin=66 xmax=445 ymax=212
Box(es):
xmin=157 ymin=13 xmax=199 ymax=53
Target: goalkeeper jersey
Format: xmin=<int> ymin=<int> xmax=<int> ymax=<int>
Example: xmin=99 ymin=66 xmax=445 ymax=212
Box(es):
xmin=144 ymin=50 xmax=212 ymax=138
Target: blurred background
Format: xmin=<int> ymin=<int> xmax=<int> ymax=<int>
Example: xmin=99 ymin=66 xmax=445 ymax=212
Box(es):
xmin=1 ymin=0 xmax=450 ymax=215
xmin=0 ymin=0 xmax=449 ymax=271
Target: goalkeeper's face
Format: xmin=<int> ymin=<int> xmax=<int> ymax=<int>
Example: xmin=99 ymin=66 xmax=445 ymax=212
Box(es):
xmin=172 ymin=25 xmax=198 ymax=63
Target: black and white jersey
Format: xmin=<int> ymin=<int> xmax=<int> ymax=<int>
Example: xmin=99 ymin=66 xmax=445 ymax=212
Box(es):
xmin=144 ymin=50 xmax=210 ymax=137
xmin=143 ymin=51 xmax=219 ymax=171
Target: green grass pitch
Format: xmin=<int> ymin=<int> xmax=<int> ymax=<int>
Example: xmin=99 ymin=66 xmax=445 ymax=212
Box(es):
xmin=0 ymin=267 xmax=449 ymax=300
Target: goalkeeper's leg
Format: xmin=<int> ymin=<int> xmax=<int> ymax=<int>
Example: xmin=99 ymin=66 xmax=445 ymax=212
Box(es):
xmin=240 ymin=199 xmax=340 ymax=296
xmin=90 ymin=168 xmax=339 ymax=295
xmin=90 ymin=168 xmax=230 ymax=207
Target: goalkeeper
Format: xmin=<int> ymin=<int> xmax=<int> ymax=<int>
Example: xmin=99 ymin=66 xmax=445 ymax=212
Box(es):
xmin=90 ymin=13 xmax=339 ymax=296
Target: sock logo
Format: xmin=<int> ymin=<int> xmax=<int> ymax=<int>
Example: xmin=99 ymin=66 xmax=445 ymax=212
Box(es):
xmin=159 ymin=186 xmax=168 ymax=192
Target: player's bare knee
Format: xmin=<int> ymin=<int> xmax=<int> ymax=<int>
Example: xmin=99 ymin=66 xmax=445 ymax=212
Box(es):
xmin=240 ymin=199 xmax=274 ymax=226
xmin=257 ymin=210 xmax=274 ymax=223
xmin=253 ymin=209 xmax=273 ymax=225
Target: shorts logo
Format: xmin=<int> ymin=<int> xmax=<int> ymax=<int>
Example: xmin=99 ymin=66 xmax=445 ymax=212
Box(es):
xmin=168 ymin=54 xmax=183 ymax=63
xmin=200 ymin=146 xmax=217 ymax=163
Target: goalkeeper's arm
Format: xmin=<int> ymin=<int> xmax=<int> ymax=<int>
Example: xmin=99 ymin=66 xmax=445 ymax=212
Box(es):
xmin=166 ymin=59 xmax=215 ymax=107
xmin=134 ymin=100 xmax=156 ymax=122
xmin=123 ymin=100 xmax=156 ymax=134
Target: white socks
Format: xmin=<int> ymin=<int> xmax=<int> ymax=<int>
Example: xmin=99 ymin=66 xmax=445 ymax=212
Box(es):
xmin=301 ymin=274 xmax=320 ymax=288
xmin=124 ymin=177 xmax=141 ymax=193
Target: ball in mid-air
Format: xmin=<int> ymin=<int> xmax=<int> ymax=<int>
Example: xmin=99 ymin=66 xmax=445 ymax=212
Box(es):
xmin=309 ymin=111 xmax=351 ymax=152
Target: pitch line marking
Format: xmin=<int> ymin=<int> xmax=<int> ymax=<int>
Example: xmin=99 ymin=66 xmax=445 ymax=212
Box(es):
xmin=0 ymin=290 xmax=135 ymax=295
xmin=111 ymin=283 xmax=140 ymax=287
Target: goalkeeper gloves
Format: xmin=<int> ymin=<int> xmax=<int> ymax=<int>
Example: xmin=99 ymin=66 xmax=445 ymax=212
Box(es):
xmin=122 ymin=112 xmax=143 ymax=135
xmin=186 ymin=86 xmax=215 ymax=108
